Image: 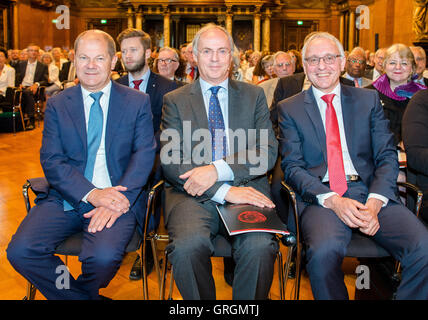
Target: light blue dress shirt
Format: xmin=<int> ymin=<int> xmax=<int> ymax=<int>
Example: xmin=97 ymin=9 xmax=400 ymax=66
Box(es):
xmin=128 ymin=69 xmax=150 ymax=93
xmin=199 ymin=78 xmax=234 ymax=204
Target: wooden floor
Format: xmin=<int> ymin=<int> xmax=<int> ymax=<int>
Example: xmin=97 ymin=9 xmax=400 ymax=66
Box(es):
xmin=0 ymin=122 xmax=359 ymax=300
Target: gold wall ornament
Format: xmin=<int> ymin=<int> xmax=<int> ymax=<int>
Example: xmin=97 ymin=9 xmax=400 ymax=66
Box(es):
xmin=413 ymin=0 xmax=428 ymax=40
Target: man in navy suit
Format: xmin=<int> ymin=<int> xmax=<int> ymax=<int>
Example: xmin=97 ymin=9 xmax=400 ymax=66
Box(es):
xmin=7 ymin=30 xmax=156 ymax=300
xmin=116 ymin=28 xmax=178 ymax=280
xmin=278 ymin=32 xmax=428 ymax=299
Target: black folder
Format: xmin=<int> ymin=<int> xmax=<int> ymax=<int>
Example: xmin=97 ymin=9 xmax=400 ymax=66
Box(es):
xmin=216 ymin=204 xmax=289 ymax=236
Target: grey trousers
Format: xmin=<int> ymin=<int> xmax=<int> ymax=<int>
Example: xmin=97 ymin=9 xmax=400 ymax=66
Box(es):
xmin=165 ymin=198 xmax=279 ymax=300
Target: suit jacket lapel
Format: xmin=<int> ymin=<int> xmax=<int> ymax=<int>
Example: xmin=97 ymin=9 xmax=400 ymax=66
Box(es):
xmin=227 ymin=80 xmax=240 ymax=132
xmin=189 ymin=79 xmax=209 ymax=129
xmin=64 ymin=84 xmax=87 ymax=152
xmin=304 ymin=88 xmax=327 ymax=162
xmin=105 ymin=81 xmax=126 ymax=155
xmin=340 ymin=85 xmax=355 ymax=158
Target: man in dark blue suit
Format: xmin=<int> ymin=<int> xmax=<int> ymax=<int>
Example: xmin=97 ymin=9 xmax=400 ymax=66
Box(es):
xmin=278 ymin=32 xmax=428 ymax=300
xmin=7 ymin=30 xmax=156 ymax=300
xmin=116 ymin=28 xmax=178 ymax=280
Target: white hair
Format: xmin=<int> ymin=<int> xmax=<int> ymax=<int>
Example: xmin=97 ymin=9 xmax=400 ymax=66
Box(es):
xmin=301 ymin=32 xmax=345 ymax=61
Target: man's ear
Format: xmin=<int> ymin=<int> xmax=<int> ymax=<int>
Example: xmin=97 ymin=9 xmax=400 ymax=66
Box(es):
xmin=111 ymin=54 xmax=118 ymax=70
xmin=145 ymin=48 xmax=152 ymax=61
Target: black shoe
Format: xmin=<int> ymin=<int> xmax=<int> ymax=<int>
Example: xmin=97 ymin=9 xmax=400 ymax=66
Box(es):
xmin=223 ymin=257 xmax=235 ymax=287
xmin=129 ymin=243 xmax=155 ymax=281
xmin=98 ymin=295 xmax=113 ymax=300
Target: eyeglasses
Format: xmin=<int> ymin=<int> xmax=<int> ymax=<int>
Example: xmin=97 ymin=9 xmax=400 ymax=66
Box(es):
xmin=198 ymin=48 xmax=231 ymax=58
xmin=274 ymin=62 xmax=292 ymax=68
xmin=347 ymin=58 xmax=365 ymax=65
xmin=305 ymin=54 xmax=342 ymax=66
xmin=158 ymin=58 xmax=178 ymax=64
xmin=386 ymin=60 xmax=411 ymax=67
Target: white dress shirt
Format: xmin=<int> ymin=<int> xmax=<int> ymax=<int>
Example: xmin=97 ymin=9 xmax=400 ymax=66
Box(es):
xmin=128 ymin=69 xmax=150 ymax=93
xmin=311 ymin=84 xmax=388 ymax=207
xmin=199 ymin=78 xmax=234 ymax=204
xmin=81 ymin=81 xmax=113 ymax=201
xmin=22 ymin=60 xmax=37 ymax=87
xmin=0 ymin=65 xmax=15 ymax=96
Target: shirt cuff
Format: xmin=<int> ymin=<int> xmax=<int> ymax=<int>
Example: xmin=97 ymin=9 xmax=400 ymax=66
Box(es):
xmin=211 ymin=183 xmax=232 ymax=204
xmin=82 ymin=188 xmax=97 ymax=203
xmin=368 ymin=193 xmax=389 ymax=207
xmin=212 ymin=159 xmax=234 ymax=182
xmin=317 ymin=192 xmax=338 ymax=208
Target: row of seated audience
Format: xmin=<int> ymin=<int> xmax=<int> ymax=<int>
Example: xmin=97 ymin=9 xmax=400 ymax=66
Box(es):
xmin=4 ymin=24 xmax=428 ymax=300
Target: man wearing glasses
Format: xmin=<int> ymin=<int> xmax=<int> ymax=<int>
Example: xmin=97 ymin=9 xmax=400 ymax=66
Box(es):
xmin=116 ymin=28 xmax=178 ymax=281
xmin=277 ymin=32 xmax=428 ymax=300
xmin=342 ymin=47 xmax=372 ymax=87
xmin=156 ymin=47 xmax=186 ymax=86
xmin=160 ymin=24 xmax=278 ymax=299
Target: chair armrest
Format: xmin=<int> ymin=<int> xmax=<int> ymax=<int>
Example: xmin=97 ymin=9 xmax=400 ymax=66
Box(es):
xmin=142 ymin=180 xmax=165 ymax=237
xmin=22 ymin=177 xmax=49 ymax=214
xmin=280 ymin=181 xmax=300 ymax=246
xmin=397 ymin=181 xmax=423 ymax=217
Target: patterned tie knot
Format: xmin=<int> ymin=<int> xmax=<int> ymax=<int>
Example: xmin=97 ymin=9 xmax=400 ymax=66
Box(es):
xmin=133 ymin=80 xmax=143 ymax=89
xmin=89 ymin=91 xmax=103 ymax=103
xmin=321 ymin=93 xmax=335 ymax=105
xmin=210 ymin=86 xmax=221 ymax=96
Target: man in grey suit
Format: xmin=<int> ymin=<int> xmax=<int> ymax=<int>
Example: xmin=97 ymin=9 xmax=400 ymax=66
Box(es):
xmin=160 ymin=24 xmax=279 ymax=300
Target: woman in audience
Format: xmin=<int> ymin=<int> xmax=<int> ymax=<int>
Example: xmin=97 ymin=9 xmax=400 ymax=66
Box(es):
xmin=0 ymin=48 xmax=15 ymax=103
xmin=288 ymin=49 xmax=303 ymax=73
xmin=403 ymin=89 xmax=428 ymax=223
xmin=252 ymin=54 xmax=275 ymax=84
xmin=367 ymin=43 xmax=426 ymax=147
xmin=41 ymin=52 xmax=61 ymax=98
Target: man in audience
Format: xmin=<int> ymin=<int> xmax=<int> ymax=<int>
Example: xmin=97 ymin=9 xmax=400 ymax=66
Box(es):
xmin=365 ymin=47 xmax=386 ymax=81
xmin=258 ymin=51 xmax=294 ymax=110
xmin=278 ymin=31 xmax=428 ymax=300
xmin=342 ymin=47 xmax=372 ymax=87
xmin=156 ymin=46 xmax=186 ymax=85
xmin=410 ymin=46 xmax=428 ymax=86
xmin=9 ymin=49 xmax=20 ymax=69
xmin=160 ymin=24 xmax=278 ymax=299
xmin=116 ymin=28 xmax=177 ymax=281
xmin=184 ymin=43 xmax=198 ymax=83
xmin=7 ymin=29 xmax=156 ymax=299
xmin=59 ymin=49 xmax=79 ymax=89
xmin=15 ymin=43 xmax=49 ymax=130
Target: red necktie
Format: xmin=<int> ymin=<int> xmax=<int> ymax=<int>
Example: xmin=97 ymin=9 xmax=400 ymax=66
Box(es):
xmin=354 ymin=78 xmax=360 ymax=88
xmin=132 ymin=79 xmax=143 ymax=90
xmin=189 ymin=67 xmax=195 ymax=80
xmin=322 ymin=94 xmax=348 ymax=196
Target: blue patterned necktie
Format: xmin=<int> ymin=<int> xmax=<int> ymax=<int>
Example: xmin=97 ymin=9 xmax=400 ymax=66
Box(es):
xmin=208 ymin=86 xmax=227 ymax=161
xmin=64 ymin=91 xmax=104 ymax=211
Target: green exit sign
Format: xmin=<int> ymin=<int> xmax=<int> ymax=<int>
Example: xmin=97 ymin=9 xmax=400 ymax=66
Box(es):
xmin=297 ymin=20 xmax=303 ymax=25
xmin=100 ymin=19 xmax=107 ymax=24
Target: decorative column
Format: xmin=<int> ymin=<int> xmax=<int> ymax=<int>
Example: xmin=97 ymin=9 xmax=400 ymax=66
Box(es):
xmin=262 ymin=9 xmax=271 ymax=52
xmin=348 ymin=10 xmax=355 ymax=50
xmin=12 ymin=0 xmax=19 ymax=49
xmin=163 ymin=7 xmax=170 ymax=47
xmin=136 ymin=8 xmax=143 ymax=30
xmin=339 ymin=13 xmax=345 ymax=45
xmin=127 ymin=7 xmax=134 ymax=28
xmin=225 ymin=7 xmax=233 ymax=36
xmin=253 ymin=9 xmax=261 ymax=52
